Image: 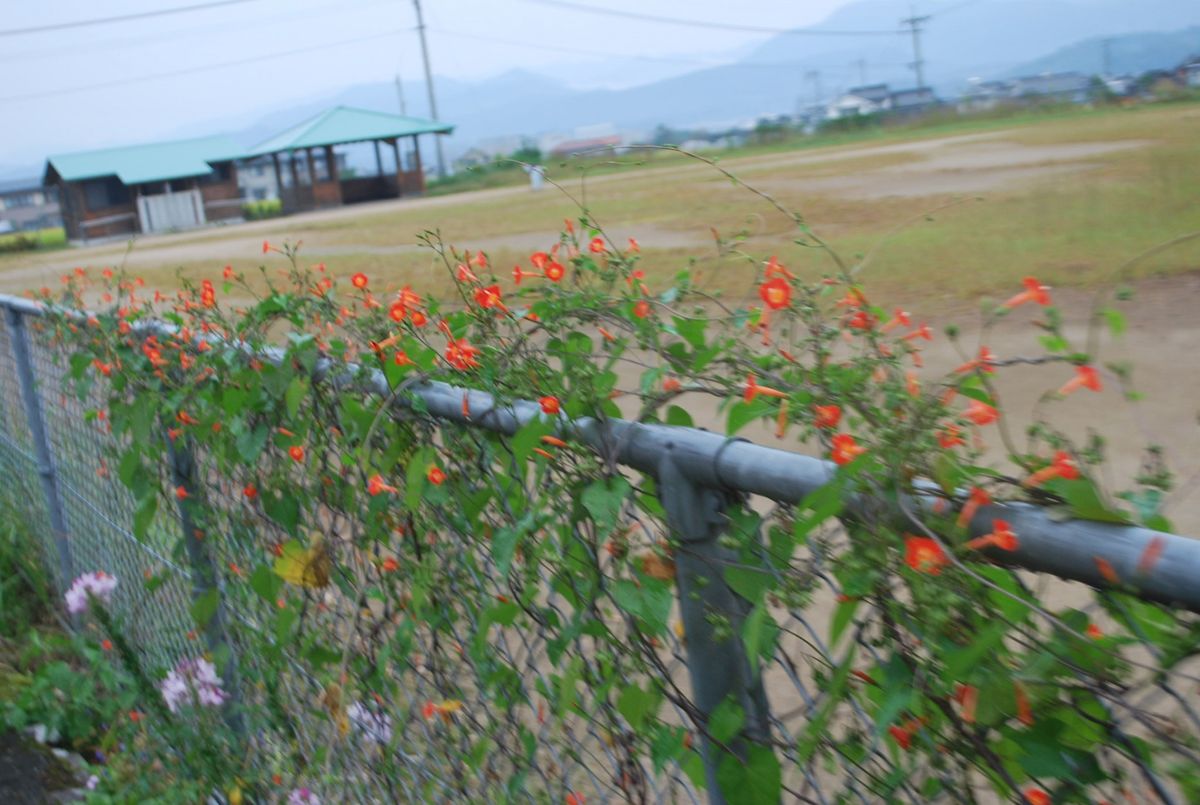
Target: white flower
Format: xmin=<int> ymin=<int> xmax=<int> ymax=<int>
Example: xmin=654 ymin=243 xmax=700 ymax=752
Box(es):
xmin=346 ymin=701 xmax=392 ymax=744
xmin=64 ymin=571 xmax=117 ymax=614
xmin=160 ymin=657 xmax=227 ymax=713
xmin=85 ymin=775 xmax=100 ymax=790
xmin=288 ymin=788 xmax=320 ymax=805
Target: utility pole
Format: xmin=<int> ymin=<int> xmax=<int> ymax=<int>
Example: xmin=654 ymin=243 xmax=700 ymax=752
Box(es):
xmin=1101 ymin=37 xmax=1112 ymax=76
xmin=900 ymin=12 xmax=930 ymax=89
xmin=395 ymin=72 xmax=408 ymax=116
xmin=856 ymin=58 xmax=867 ymax=87
xmin=412 ymin=0 xmax=447 ymax=179
xmin=805 ymin=69 xmax=823 ymax=108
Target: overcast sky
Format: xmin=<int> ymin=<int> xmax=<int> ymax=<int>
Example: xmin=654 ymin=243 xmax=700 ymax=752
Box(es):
xmin=0 ymin=0 xmax=853 ymax=170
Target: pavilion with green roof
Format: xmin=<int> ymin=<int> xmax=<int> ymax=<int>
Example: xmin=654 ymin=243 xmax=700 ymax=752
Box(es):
xmin=246 ymin=106 xmax=453 ymax=214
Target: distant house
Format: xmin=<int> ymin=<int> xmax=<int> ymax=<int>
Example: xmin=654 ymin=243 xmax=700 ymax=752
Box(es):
xmin=888 ymin=87 xmax=939 ymax=116
xmin=546 ymin=135 xmax=624 ymax=158
xmin=453 ymin=148 xmax=494 ymax=170
xmin=0 ymin=177 xmax=61 ymax=233
xmin=958 ymin=80 xmax=1013 ymax=113
xmin=44 ymin=136 xmax=244 ymax=242
xmin=1183 ymin=58 xmax=1200 ymax=87
xmin=826 ymin=84 xmax=892 ymax=120
xmin=1010 ymin=72 xmax=1091 ymax=104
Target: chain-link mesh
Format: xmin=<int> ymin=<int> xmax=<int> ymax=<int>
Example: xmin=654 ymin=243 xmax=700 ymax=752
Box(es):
xmin=1 ymin=299 xmax=1196 ymax=804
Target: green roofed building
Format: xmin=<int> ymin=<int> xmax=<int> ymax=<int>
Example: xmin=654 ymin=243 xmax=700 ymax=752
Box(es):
xmin=42 ymin=106 xmax=454 ymax=241
xmin=246 ymin=106 xmax=453 ymax=214
xmin=45 ymin=135 xmax=246 ymax=242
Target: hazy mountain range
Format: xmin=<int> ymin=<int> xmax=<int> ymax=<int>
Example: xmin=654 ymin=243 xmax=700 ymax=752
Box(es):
xmin=220 ymin=0 xmax=1200 ymax=160
xmin=7 ymin=0 xmax=1199 ymax=180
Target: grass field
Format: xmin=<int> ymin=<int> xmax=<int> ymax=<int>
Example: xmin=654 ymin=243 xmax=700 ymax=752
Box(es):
xmin=2 ymin=101 xmax=1198 ymax=309
xmin=0 ymin=227 xmax=66 ymax=254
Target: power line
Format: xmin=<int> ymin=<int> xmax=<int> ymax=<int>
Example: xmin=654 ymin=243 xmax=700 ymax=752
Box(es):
xmin=426 ymin=27 xmax=906 ymax=73
xmin=519 ymin=0 xmax=900 ymax=36
xmin=0 ymin=0 xmax=267 ymax=37
xmin=0 ymin=29 xmax=409 ymax=103
xmin=0 ymin=0 xmax=393 ymax=62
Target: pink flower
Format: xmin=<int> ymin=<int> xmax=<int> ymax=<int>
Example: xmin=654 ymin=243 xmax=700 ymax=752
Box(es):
xmin=347 ymin=701 xmax=393 ymax=744
xmin=160 ymin=657 xmax=227 ymax=713
xmin=64 ymin=571 xmax=117 ymax=614
xmin=289 ymin=788 xmax=321 ymax=805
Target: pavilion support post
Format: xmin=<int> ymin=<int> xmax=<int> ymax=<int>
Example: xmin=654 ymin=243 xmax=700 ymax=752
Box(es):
xmin=391 ymin=138 xmax=402 ymax=197
xmin=324 ymin=145 xmax=338 ymax=180
xmin=373 ymin=141 xmax=384 ymax=177
xmin=305 ymin=148 xmax=317 ymax=184
xmin=412 ymin=135 xmax=424 ymax=193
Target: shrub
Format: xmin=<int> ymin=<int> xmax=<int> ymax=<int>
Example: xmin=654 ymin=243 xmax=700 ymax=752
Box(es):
xmin=22 ymin=172 xmax=1200 ymax=803
xmin=242 ymin=199 xmax=282 ymax=220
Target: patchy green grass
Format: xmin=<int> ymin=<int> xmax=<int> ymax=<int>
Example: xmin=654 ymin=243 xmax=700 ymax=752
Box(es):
xmin=0 ymin=227 xmax=66 ymax=254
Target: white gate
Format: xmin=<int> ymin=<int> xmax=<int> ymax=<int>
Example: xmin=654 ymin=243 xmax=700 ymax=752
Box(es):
xmin=137 ymin=188 xmax=206 ymax=234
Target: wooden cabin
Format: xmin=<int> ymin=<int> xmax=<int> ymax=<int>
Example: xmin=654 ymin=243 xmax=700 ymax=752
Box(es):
xmin=44 ymin=136 xmax=245 ymax=242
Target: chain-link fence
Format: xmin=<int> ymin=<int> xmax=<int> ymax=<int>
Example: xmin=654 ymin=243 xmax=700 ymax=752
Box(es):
xmin=1 ymin=291 xmax=1197 ymax=803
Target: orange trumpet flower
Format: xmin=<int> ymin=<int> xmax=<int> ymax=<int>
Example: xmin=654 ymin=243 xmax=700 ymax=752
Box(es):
xmin=1058 ymin=365 xmax=1102 ymax=396
xmin=744 ymin=374 xmax=788 ymax=403
xmin=1023 ymin=450 xmax=1080 ymax=487
xmin=1002 ymin=277 xmax=1051 ymax=309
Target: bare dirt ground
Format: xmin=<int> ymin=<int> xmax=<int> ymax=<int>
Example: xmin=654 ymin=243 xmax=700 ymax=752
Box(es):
xmin=0 ymin=130 xmax=1159 ymax=287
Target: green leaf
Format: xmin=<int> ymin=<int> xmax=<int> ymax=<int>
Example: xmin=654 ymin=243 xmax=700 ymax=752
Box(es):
xmin=511 ymin=418 xmax=556 ymax=468
xmin=284 ymin=376 xmax=309 ymax=419
xmin=673 ymin=316 xmax=707 ymax=350
xmin=742 ymin=604 xmax=778 ymax=674
xmin=708 ymin=698 xmax=745 ymax=744
xmin=133 ymin=493 xmax=157 ymax=541
xmin=1045 ymin=477 xmax=1131 ymax=524
xmin=557 ymin=656 xmax=583 ymax=717
xmin=724 ymin=566 xmax=774 ymax=605
xmin=830 ymin=596 xmax=860 ymax=649
xmin=492 ymin=512 xmax=537 ymax=577
xmin=794 ymin=481 xmax=844 ymax=540
xmin=235 ymin=424 xmax=269 ymax=464
xmin=581 ymin=476 xmax=630 ymax=535
xmin=716 ymin=744 xmax=781 ymax=805
xmin=945 ymin=621 xmax=1008 ymax=679
xmin=665 ymin=405 xmax=693 ymax=427
xmin=617 ymin=684 xmax=658 ymax=731
xmin=249 ymin=564 xmax=282 ymax=603
xmin=727 ymin=399 xmax=771 ymax=436
xmin=190 ymin=587 xmax=220 ymax=629
xmin=405 ymin=447 xmax=432 ymax=512
xmin=1101 ymin=307 xmax=1126 ymax=336
xmin=610 ymin=578 xmax=672 ymax=634
xmin=263 ymin=491 xmax=300 ymax=535
xmin=798 ymin=645 xmax=856 ymax=762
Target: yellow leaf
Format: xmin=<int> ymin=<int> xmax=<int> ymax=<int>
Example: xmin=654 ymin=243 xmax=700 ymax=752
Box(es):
xmin=273 ymin=538 xmax=331 ymax=588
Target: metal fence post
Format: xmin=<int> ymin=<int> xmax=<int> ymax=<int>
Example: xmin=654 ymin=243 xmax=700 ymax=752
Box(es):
xmin=657 ymin=446 xmax=775 ymax=804
xmin=4 ymin=304 xmax=74 ymax=589
xmin=166 ymin=433 xmax=247 ymax=739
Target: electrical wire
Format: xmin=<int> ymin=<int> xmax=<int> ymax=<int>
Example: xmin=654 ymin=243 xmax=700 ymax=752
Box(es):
xmin=0 ymin=29 xmax=409 ymax=103
xmin=0 ymin=0 xmax=395 ymax=63
xmin=0 ymin=0 xmax=268 ymax=37
xmin=429 ymin=27 xmax=909 ymax=73
xmin=518 ymin=0 xmax=900 ymax=36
